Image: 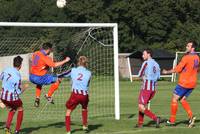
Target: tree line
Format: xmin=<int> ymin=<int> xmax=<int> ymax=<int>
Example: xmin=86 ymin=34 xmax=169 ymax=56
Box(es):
xmin=0 ymin=0 xmax=200 ymax=53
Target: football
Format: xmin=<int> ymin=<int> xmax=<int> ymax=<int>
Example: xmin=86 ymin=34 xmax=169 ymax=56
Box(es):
xmin=56 ymin=0 xmax=66 ymax=8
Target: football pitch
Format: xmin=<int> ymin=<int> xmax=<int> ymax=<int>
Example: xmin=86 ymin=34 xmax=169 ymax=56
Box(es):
xmin=1 ymin=80 xmax=200 ymax=134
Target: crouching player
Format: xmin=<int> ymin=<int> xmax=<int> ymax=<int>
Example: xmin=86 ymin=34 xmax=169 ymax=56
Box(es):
xmin=136 ymin=49 xmax=161 ymax=128
xmin=0 ymin=56 xmax=28 ymax=134
xmin=58 ymin=56 xmax=91 ymax=134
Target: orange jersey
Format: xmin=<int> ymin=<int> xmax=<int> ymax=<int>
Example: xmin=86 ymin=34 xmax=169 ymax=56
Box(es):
xmin=174 ymin=53 xmax=199 ymax=88
xmin=31 ymin=50 xmax=55 ymax=76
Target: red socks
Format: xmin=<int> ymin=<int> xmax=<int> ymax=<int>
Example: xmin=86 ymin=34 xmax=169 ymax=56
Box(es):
xmin=82 ymin=110 xmax=88 ymax=126
xmin=6 ymin=110 xmax=15 ymax=129
xmin=138 ymin=111 xmax=144 ymax=126
xmin=144 ymin=109 xmax=157 ymax=121
xmin=65 ymin=116 xmax=71 ymax=132
xmin=15 ymin=110 xmax=23 ymax=131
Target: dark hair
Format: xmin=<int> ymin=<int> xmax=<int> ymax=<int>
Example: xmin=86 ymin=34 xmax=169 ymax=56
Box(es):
xmin=143 ymin=48 xmax=153 ymax=57
xmin=188 ymin=40 xmax=198 ymax=49
xmin=42 ymin=42 xmax=53 ymax=50
xmin=13 ymin=56 xmax=23 ymax=68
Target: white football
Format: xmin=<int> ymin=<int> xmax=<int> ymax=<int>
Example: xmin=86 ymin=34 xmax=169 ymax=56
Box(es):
xmin=57 ymin=0 xmax=66 ymax=8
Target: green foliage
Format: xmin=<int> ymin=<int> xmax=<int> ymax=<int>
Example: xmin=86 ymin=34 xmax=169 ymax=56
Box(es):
xmin=0 ymin=0 xmax=200 ymax=52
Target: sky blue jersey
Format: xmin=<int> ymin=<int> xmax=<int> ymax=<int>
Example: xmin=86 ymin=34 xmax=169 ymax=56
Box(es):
xmin=138 ymin=58 xmax=160 ymax=82
xmin=59 ymin=66 xmax=92 ymax=93
xmin=0 ymin=67 xmax=22 ymax=101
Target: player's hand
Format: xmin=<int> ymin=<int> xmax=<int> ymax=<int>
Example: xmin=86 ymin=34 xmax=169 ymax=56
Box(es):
xmin=162 ymin=69 xmax=168 ymax=74
xmin=0 ymin=99 xmax=6 ymax=109
xmin=64 ymin=57 xmax=70 ymax=63
xmin=21 ymin=83 xmax=29 ymax=92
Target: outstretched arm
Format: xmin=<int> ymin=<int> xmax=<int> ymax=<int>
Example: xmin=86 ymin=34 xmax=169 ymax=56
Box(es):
xmin=57 ymin=69 xmax=72 ymax=78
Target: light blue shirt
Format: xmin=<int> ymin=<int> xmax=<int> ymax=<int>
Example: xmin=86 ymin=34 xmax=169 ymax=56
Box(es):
xmin=0 ymin=67 xmax=22 ymax=97
xmin=61 ymin=66 xmax=92 ymax=92
xmin=138 ymin=58 xmax=160 ymax=82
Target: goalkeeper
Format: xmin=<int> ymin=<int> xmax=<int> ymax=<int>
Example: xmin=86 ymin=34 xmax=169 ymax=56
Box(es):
xmin=29 ymin=42 xmax=70 ymax=107
xmin=58 ymin=56 xmax=91 ymax=134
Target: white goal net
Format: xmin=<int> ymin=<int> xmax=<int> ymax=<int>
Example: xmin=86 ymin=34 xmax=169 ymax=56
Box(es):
xmin=0 ymin=22 xmax=119 ymax=121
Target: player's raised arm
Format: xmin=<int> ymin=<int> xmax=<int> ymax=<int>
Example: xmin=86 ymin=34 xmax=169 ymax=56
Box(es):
xmin=57 ymin=69 xmax=72 ymax=78
xmin=54 ymin=57 xmax=70 ymax=67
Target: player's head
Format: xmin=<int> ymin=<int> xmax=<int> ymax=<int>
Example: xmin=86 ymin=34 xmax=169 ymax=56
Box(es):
xmin=186 ymin=40 xmax=198 ymax=53
xmin=77 ymin=56 xmax=88 ymax=67
xmin=13 ymin=56 xmax=23 ymax=70
xmin=42 ymin=42 xmax=53 ymax=55
xmin=142 ymin=48 xmax=153 ymax=60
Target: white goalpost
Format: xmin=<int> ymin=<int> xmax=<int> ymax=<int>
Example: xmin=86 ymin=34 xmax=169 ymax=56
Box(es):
xmin=0 ymin=22 xmax=120 ymax=120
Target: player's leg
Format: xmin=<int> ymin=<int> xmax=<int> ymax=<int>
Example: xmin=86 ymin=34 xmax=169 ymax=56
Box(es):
xmin=138 ymin=90 xmax=159 ymax=127
xmin=65 ymin=93 xmax=78 ymax=134
xmin=15 ymin=106 xmax=23 ymax=134
xmin=2 ymin=100 xmax=16 ymax=133
xmin=45 ymin=76 xmax=62 ymax=104
xmin=80 ymin=95 xmax=89 ymax=131
xmin=5 ymin=109 xmax=15 ymax=133
xmin=46 ymin=78 xmax=61 ymax=101
xmin=167 ymin=85 xmax=182 ymax=125
xmin=30 ymin=74 xmax=44 ymax=106
xmin=179 ymin=89 xmax=195 ymax=128
xmin=34 ymin=85 xmax=42 ymax=107
xmin=65 ymin=109 xmax=72 ymax=134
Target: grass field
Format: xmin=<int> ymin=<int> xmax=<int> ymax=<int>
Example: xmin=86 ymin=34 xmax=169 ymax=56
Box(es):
xmin=1 ymin=80 xmax=200 ymax=134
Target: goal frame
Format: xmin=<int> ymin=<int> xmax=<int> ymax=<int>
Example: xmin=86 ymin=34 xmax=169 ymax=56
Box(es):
xmin=0 ymin=22 xmax=120 ymax=120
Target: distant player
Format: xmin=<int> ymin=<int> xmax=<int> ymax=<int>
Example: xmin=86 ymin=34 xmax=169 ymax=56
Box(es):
xmin=58 ymin=56 xmax=91 ymax=134
xmin=136 ymin=49 xmax=161 ymax=128
xmin=29 ymin=42 xmax=70 ymax=107
xmin=162 ymin=41 xmax=199 ymax=128
xmin=0 ymin=56 xmax=28 ymax=134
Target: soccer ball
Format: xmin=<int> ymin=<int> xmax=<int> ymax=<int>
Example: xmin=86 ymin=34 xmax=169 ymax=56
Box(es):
xmin=56 ymin=0 xmax=66 ymax=8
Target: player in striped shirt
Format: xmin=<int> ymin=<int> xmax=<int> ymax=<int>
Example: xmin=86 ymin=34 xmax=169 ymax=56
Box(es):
xmin=29 ymin=42 xmax=70 ymax=107
xmin=0 ymin=56 xmax=28 ymax=134
xmin=136 ymin=49 xmax=161 ymax=128
xmin=162 ymin=41 xmax=199 ymax=128
xmin=58 ymin=56 xmax=91 ymax=134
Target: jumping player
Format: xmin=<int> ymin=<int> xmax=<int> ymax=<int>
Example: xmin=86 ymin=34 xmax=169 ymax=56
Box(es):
xmin=136 ymin=49 xmax=161 ymax=128
xmin=29 ymin=42 xmax=70 ymax=107
xmin=58 ymin=56 xmax=91 ymax=134
xmin=0 ymin=56 xmax=28 ymax=134
xmin=162 ymin=41 xmax=199 ymax=128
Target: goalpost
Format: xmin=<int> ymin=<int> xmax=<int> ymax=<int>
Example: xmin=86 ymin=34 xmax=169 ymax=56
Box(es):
xmin=0 ymin=22 xmax=120 ymax=120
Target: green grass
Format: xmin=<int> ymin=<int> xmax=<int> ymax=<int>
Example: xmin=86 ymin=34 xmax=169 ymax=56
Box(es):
xmin=1 ymin=80 xmax=200 ymax=134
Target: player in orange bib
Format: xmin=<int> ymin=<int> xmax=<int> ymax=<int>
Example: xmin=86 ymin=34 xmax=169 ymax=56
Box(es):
xmin=29 ymin=42 xmax=70 ymax=107
xmin=162 ymin=41 xmax=199 ymax=128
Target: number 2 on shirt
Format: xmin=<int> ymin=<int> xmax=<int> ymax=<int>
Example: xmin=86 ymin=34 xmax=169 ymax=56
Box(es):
xmin=77 ymin=73 xmax=83 ymax=81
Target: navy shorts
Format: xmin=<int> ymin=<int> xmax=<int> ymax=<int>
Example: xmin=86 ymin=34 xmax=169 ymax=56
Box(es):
xmin=173 ymin=85 xmax=193 ymax=98
xmin=29 ymin=74 xmax=57 ymax=85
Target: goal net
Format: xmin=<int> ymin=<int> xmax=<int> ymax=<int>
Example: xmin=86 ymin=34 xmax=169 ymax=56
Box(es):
xmin=172 ymin=51 xmax=200 ymax=82
xmin=0 ymin=22 xmax=119 ymax=121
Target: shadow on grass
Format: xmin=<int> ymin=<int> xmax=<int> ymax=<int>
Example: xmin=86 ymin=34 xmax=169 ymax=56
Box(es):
xmin=175 ymin=119 xmax=200 ymax=126
xmin=71 ymin=124 xmax=103 ymax=133
xmin=21 ymin=122 xmax=75 ymax=134
xmin=21 ymin=122 xmax=102 ymax=134
xmin=128 ymin=114 xmax=136 ymax=119
xmin=0 ymin=122 xmax=5 ymax=129
xmin=143 ymin=118 xmax=168 ymax=127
